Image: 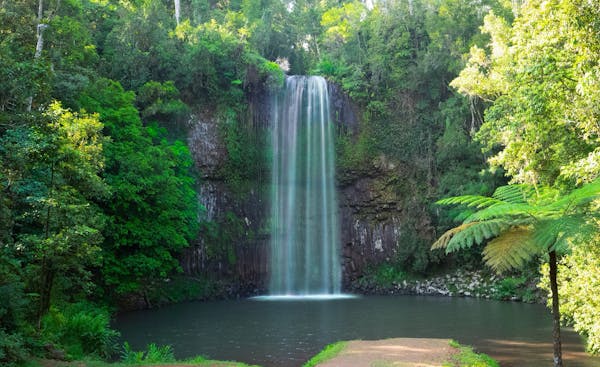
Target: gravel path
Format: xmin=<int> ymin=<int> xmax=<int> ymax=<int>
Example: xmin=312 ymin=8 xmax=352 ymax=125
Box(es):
xmin=315 ymin=338 xmax=457 ymax=367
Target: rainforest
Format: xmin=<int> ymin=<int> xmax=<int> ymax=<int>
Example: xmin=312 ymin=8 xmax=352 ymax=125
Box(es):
xmin=1 ymin=0 xmax=600 ymax=366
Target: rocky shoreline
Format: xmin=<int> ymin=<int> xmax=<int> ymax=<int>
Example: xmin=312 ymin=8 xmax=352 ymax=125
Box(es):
xmin=348 ymin=269 xmax=544 ymax=303
xmin=118 ymin=269 xmax=544 ymax=311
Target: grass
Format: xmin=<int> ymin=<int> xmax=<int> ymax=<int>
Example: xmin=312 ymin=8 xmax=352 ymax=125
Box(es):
xmin=27 ymin=339 xmax=498 ymax=367
xmin=23 ymin=342 xmax=261 ymax=367
xmin=302 ymin=341 xmax=348 ymax=367
xmin=28 ymin=355 xmax=261 ymax=367
xmin=443 ymin=340 xmax=500 ymax=367
xmin=29 ymin=356 xmax=260 ymax=367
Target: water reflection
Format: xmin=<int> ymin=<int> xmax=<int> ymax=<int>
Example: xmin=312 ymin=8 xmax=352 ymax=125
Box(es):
xmin=115 ymin=296 xmax=600 ymax=367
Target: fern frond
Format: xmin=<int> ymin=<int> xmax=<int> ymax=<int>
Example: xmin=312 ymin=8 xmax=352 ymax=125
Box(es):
xmin=437 ymin=195 xmax=503 ymax=209
xmin=432 ymin=219 xmax=510 ymax=252
xmin=531 ymin=220 xmax=559 ymax=251
xmin=492 ymin=184 xmax=535 ymax=204
xmin=545 ymin=179 xmax=600 ymax=214
xmin=431 ymin=222 xmax=477 ymax=250
xmin=464 ymin=203 xmax=536 ymax=222
xmin=446 ymin=219 xmax=510 ymax=252
xmin=533 ymin=214 xmax=596 ymax=252
xmin=483 ymin=227 xmax=539 ymax=272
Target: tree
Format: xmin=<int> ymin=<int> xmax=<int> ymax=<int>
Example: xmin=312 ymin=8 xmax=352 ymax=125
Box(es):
xmin=0 ymin=102 xmax=108 ymax=325
xmin=0 ymin=0 xmax=52 ymax=114
xmin=78 ymin=79 xmax=198 ymax=303
xmin=451 ymin=1 xmax=600 ymax=186
xmin=432 ymin=181 xmax=600 ymax=367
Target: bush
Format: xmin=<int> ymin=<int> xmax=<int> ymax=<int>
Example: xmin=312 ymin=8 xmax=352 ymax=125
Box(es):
xmin=357 ymin=262 xmax=417 ymax=289
xmin=121 ymin=342 xmax=175 ymax=364
xmin=492 ymin=273 xmax=539 ymax=302
xmin=41 ymin=302 xmax=119 ymax=359
xmin=0 ymin=329 xmax=28 ymax=367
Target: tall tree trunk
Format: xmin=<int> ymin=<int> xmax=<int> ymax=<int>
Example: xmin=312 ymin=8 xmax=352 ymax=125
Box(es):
xmin=37 ymin=260 xmax=54 ymax=329
xmin=37 ymin=160 xmax=55 ymax=328
xmin=174 ymin=0 xmax=181 ymax=25
xmin=28 ymin=0 xmax=48 ymax=112
xmin=549 ymin=250 xmax=563 ymax=367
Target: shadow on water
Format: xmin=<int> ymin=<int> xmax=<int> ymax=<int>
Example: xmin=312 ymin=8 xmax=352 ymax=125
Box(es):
xmin=115 ymin=295 xmax=600 ymax=367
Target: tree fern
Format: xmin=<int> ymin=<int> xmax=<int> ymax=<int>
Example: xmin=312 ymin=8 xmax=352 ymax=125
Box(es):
xmin=432 ymin=179 xmax=600 ymax=367
xmin=434 ymin=180 xmax=600 ymax=261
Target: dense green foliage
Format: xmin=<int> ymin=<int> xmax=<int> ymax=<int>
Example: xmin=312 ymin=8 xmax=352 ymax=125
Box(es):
xmin=1 ymin=0 xmax=600 ymax=363
xmin=435 ymin=0 xmax=600 ymax=361
xmin=318 ymin=0 xmax=508 ymax=272
xmin=0 ymin=0 xmax=284 ymax=362
xmin=78 ymin=78 xmax=199 ymax=300
xmin=41 ymin=302 xmax=119 ymax=360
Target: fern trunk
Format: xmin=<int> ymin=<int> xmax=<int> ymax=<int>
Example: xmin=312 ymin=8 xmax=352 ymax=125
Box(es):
xmin=549 ymin=250 xmax=563 ymax=367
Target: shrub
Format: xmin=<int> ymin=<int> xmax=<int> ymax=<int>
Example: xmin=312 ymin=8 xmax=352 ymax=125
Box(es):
xmin=492 ymin=273 xmax=540 ymax=302
xmin=0 ymin=329 xmax=28 ymax=367
xmin=41 ymin=302 xmax=119 ymax=359
xmin=121 ymin=342 xmax=175 ymax=364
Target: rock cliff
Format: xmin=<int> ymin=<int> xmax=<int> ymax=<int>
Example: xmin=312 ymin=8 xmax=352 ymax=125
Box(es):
xmin=180 ymin=80 xmax=435 ymax=293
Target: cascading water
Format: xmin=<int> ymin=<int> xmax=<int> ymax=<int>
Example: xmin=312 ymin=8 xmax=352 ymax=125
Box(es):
xmin=269 ymin=76 xmax=341 ymax=296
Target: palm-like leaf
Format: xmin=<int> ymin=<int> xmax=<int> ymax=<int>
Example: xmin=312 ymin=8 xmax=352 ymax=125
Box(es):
xmin=433 ymin=179 xmax=600 ymax=273
xmin=436 ymin=195 xmax=503 ymax=209
xmin=432 ymin=219 xmax=511 ymax=253
xmin=432 ymin=222 xmax=477 ymax=250
xmin=545 ymin=180 xmax=600 ymax=213
xmin=492 ymin=184 xmax=535 ymax=204
xmin=482 ymin=227 xmax=539 ymax=272
xmin=464 ymin=203 xmax=535 ymax=222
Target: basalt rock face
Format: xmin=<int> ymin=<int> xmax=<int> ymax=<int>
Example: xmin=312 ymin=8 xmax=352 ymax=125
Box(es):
xmin=338 ymin=169 xmax=404 ymax=287
xmin=329 ymin=82 xmax=359 ymax=135
xmin=181 ymin=80 xmax=434 ymax=294
xmin=337 ymin=158 xmax=434 ymax=290
xmin=329 ymin=84 xmax=435 ymax=290
xmin=180 ymin=111 xmax=269 ymax=292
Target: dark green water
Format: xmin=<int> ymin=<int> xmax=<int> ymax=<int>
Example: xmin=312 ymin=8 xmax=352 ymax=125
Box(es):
xmin=115 ymin=295 xmax=600 ymax=367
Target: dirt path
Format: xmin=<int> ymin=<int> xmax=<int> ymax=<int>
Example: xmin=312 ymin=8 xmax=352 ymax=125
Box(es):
xmin=315 ymin=338 xmax=458 ymax=367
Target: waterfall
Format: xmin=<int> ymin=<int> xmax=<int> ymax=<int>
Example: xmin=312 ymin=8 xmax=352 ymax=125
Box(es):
xmin=269 ymin=76 xmax=341 ymax=295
